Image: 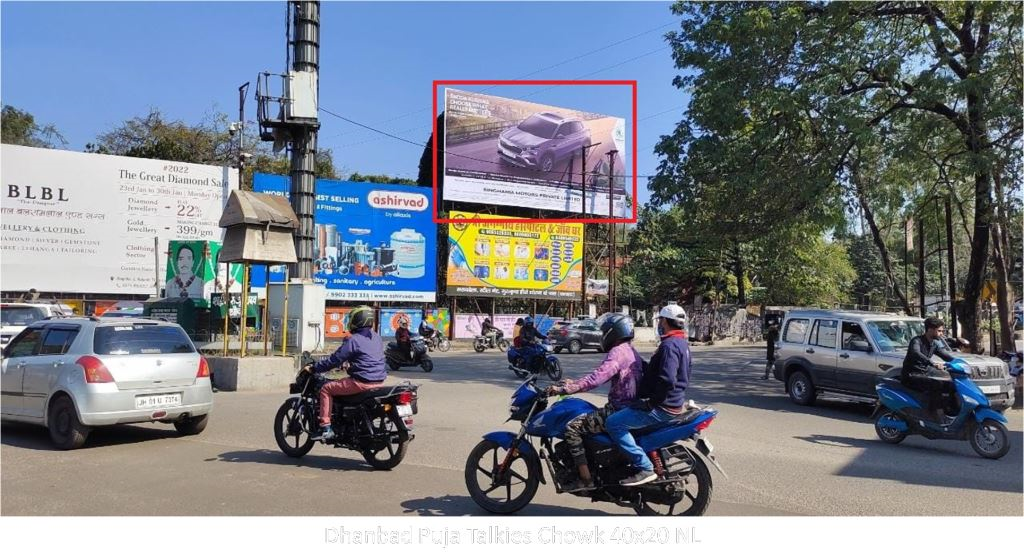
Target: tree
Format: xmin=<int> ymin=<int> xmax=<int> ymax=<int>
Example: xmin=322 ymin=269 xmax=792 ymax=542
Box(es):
xmin=1 ymin=105 xmax=66 ymax=148
xmin=347 ymin=172 xmax=416 ymax=185
xmin=657 ymin=1 xmax=1023 ymax=350
xmin=847 ymin=234 xmax=891 ymax=309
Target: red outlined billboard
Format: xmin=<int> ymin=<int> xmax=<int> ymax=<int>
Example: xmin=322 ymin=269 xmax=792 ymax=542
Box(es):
xmin=432 ymin=80 xmax=638 ymax=224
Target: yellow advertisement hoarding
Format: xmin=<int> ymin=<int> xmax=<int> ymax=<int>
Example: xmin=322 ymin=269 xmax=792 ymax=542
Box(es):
xmin=446 ymin=211 xmax=583 ymax=300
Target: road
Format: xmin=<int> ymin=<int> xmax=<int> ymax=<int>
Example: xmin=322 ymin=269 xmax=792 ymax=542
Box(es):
xmin=2 ymin=345 xmax=1021 ymax=516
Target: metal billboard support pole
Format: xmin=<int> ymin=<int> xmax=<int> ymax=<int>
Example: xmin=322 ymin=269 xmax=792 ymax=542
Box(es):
xmin=606 ymin=150 xmax=618 ymax=315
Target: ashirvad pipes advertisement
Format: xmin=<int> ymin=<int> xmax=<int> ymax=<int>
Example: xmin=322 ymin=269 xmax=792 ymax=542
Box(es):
xmin=442 ymin=87 xmax=630 ymax=218
xmin=250 ymin=174 xmax=437 ymax=302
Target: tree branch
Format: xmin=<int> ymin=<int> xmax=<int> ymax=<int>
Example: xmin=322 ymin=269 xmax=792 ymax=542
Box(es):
xmin=923 ymin=8 xmax=969 ymax=79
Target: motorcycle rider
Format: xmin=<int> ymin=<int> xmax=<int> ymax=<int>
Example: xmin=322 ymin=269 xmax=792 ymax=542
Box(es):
xmin=545 ymin=314 xmax=643 ymax=491
xmin=304 ymin=306 xmax=387 ymax=441
xmin=481 ymin=317 xmax=501 ymax=347
xmin=419 ymin=318 xmax=436 ymax=341
xmin=605 ymin=304 xmax=692 ymax=487
xmin=513 ymin=318 xmax=525 ymax=347
xmin=901 ymin=316 xmax=956 ymax=419
xmin=396 ymin=317 xmax=413 ymax=360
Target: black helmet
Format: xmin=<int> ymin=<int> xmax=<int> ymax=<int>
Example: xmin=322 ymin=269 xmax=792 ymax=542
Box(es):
xmin=599 ymin=313 xmax=635 ymax=352
xmin=347 ymin=305 xmax=375 ymax=332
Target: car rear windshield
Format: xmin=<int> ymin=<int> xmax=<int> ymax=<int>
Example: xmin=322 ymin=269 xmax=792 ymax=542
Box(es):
xmin=517 ymin=115 xmax=559 ymax=139
xmin=866 ymin=320 xmax=924 ymax=352
xmin=1 ymin=306 xmax=46 ymax=327
xmin=93 ymin=324 xmax=196 ymax=355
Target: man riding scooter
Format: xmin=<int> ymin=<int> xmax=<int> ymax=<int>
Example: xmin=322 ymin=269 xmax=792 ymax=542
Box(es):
xmin=396 ymin=317 xmax=413 ymax=360
xmin=901 ymin=317 xmax=956 ymax=420
xmin=545 ymin=314 xmax=643 ymax=491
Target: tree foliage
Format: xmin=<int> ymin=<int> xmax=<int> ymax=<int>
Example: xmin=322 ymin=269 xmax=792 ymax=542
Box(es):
xmin=1 ymin=105 xmax=66 ymax=148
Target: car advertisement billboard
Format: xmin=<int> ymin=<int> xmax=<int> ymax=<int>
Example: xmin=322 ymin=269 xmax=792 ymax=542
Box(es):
xmin=442 ymin=88 xmax=629 ymax=218
xmin=250 ymin=174 xmax=437 ymax=302
xmin=0 ymin=145 xmax=237 ymax=295
xmin=446 ymin=211 xmax=582 ymax=300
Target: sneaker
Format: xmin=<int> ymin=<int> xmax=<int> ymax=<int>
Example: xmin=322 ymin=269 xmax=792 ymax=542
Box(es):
xmin=620 ymin=470 xmax=658 ymax=487
xmin=315 ymin=425 xmax=335 ymax=441
xmin=561 ymin=479 xmax=596 ymax=493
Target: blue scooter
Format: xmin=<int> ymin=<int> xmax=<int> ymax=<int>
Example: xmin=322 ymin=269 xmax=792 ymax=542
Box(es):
xmin=873 ymin=359 xmax=1010 ymax=459
xmin=464 ymin=375 xmax=725 ymax=515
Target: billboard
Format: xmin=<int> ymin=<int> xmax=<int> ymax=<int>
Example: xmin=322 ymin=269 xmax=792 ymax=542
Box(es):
xmin=442 ymin=88 xmax=629 ymax=218
xmin=0 ymin=145 xmax=237 ymax=295
xmin=251 ymin=175 xmax=437 ymax=302
xmin=454 ymin=313 xmax=559 ymax=339
xmin=324 ymin=307 xmax=449 ymax=340
xmin=165 ymin=240 xmax=243 ymax=308
xmin=446 ymin=211 xmax=582 ymax=300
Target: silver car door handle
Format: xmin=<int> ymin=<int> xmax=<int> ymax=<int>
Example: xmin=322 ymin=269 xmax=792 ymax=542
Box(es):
xmin=879 ymin=364 xmax=893 ymax=370
xmin=840 ymin=353 xmax=850 ymax=359
xmin=53 ymin=361 xmax=65 ymax=368
xmin=805 ymin=349 xmax=815 ymax=354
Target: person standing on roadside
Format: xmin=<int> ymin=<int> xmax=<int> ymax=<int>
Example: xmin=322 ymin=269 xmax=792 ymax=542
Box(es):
xmin=763 ymin=323 xmax=780 ymax=380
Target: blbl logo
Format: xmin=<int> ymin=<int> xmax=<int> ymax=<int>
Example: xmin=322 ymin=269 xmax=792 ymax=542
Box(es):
xmin=7 ymin=185 xmax=70 ymax=202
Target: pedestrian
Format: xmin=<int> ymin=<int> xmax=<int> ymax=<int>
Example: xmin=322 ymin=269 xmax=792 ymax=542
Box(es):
xmin=763 ymin=323 xmax=780 ymax=380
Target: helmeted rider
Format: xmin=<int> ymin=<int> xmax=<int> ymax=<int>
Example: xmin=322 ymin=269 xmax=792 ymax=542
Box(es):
xmin=395 ymin=317 xmax=413 ymax=360
xmin=605 ymin=303 xmax=692 ymax=487
xmin=418 ymin=318 xmax=436 ymax=340
xmin=546 ymin=313 xmax=643 ymax=491
xmin=304 ymin=306 xmax=387 ymax=441
xmin=481 ymin=317 xmax=501 ymax=347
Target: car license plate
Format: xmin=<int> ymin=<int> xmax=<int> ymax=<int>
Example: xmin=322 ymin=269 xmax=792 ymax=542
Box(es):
xmin=135 ymin=394 xmax=181 ymax=410
xmin=979 ymin=385 xmax=1001 ymax=394
xmin=396 ymin=404 xmax=413 ymax=417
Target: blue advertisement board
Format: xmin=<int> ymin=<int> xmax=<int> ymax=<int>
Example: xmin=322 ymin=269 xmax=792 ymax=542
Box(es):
xmin=250 ymin=174 xmax=437 ymax=302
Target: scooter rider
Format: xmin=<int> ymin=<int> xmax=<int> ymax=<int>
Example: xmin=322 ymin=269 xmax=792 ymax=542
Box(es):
xmin=901 ymin=317 xmax=956 ymax=418
xmin=545 ymin=314 xmax=643 ymax=491
xmin=396 ymin=318 xmax=413 ymax=359
xmin=304 ymin=305 xmax=387 ymax=441
xmin=605 ymin=304 xmax=692 ymax=487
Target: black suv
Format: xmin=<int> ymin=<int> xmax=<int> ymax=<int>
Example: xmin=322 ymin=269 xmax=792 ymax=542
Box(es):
xmin=547 ymin=319 xmax=603 ymax=354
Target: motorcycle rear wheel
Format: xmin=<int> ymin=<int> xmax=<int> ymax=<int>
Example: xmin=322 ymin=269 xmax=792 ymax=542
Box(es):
xmin=464 ymin=439 xmax=540 ymax=514
xmin=635 ymin=452 xmax=713 ymax=516
xmin=473 ymin=341 xmax=486 ymax=353
xmin=362 ymin=412 xmax=409 ymax=470
xmin=274 ymin=398 xmax=316 ymax=458
xmin=874 ymin=410 xmax=908 ymax=444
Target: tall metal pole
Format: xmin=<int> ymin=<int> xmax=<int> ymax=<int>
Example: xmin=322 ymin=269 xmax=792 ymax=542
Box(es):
xmin=945 ymin=197 xmax=958 ymax=337
xmin=241 ymin=264 xmax=250 ymax=357
xmin=917 ymin=218 xmax=926 ymax=317
xmin=606 ymin=150 xmax=618 ymax=315
xmin=289 ymin=1 xmax=320 ymax=279
xmin=577 ymin=142 xmax=601 ymax=308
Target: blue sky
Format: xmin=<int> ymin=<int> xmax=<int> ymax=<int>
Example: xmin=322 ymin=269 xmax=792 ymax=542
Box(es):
xmin=1 ymin=1 xmax=689 ymax=206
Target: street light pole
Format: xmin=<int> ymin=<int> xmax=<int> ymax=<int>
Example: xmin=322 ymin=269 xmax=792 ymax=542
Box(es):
xmin=606 ymin=149 xmax=618 ymax=315
xmin=578 ymin=141 xmax=602 ymax=310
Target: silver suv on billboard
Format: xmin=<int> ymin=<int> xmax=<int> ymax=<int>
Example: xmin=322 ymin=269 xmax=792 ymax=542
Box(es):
xmin=498 ymin=112 xmax=592 ymax=172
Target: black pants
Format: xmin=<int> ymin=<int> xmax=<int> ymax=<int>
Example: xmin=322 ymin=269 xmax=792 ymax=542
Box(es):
xmin=903 ymin=368 xmax=957 ymax=411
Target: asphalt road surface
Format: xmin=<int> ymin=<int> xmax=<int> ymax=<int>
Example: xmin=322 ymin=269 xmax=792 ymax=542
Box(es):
xmin=2 ymin=345 xmax=1021 ymax=516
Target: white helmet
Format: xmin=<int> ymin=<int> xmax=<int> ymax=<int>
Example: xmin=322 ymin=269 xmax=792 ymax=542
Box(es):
xmin=658 ymin=304 xmax=688 ymax=328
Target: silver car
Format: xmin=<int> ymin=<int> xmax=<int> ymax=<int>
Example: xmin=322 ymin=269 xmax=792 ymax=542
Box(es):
xmin=1 ymin=317 xmax=213 ymax=449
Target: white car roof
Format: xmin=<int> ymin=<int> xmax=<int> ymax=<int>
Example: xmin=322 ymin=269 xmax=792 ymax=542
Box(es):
xmin=784 ymin=309 xmax=923 ymax=323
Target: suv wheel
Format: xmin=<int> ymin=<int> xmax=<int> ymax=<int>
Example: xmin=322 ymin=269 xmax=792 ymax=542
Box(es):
xmin=787 ymin=371 xmax=816 ymax=406
xmin=540 ymin=153 xmax=555 ymax=173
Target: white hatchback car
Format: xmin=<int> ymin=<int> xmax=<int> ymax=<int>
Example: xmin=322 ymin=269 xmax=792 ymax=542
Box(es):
xmin=1 ymin=317 xmax=213 ymax=449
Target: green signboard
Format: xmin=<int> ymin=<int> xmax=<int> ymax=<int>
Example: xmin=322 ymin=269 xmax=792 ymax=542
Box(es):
xmin=165 ymin=241 xmax=244 ymax=308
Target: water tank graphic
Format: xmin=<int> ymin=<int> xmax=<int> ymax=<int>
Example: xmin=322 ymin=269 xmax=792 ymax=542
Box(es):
xmin=391 ymin=228 xmax=426 ymax=279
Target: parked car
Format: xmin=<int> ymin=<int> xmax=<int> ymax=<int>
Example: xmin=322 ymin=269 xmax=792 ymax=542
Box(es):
xmin=1 ymin=303 xmax=72 ymax=346
xmin=498 ymin=112 xmax=591 ymax=173
xmin=772 ymin=309 xmax=1015 ymax=411
xmin=547 ymin=318 xmax=604 ymax=354
xmin=1 ymin=316 xmax=213 ymax=449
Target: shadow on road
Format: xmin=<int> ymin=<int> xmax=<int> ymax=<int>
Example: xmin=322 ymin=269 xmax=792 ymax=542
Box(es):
xmin=1 ymin=421 xmax=179 ymax=451
xmin=400 ymin=494 xmax=620 ymax=516
xmin=796 ymin=433 xmax=1024 ymax=493
xmin=211 ymin=448 xmax=375 ymax=472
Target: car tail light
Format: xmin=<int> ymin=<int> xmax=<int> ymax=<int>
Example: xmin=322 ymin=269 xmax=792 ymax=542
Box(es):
xmin=397 ymin=391 xmax=413 ymax=404
xmin=197 ymin=357 xmax=210 ymax=378
xmin=695 ymin=417 xmax=714 ymax=432
xmin=78 ymin=355 xmax=114 ymax=384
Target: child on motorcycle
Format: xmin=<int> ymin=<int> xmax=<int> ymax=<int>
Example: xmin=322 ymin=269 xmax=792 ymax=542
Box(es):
xmin=605 ymin=304 xmax=692 ymax=487
xmin=304 ymin=305 xmax=387 ymax=441
xmin=545 ymin=314 xmax=643 ymax=491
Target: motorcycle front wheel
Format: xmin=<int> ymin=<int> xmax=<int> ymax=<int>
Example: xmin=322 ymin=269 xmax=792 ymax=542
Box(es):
xmin=497 ymin=339 xmax=510 ymax=352
xmin=635 ymin=452 xmax=713 ymax=516
xmin=362 ymin=412 xmax=409 ymax=470
xmin=546 ymin=358 xmax=563 ymax=381
xmin=437 ymin=338 xmax=452 ymax=352
xmin=421 ymin=358 xmax=434 ymax=372
xmin=274 ymin=398 xmax=316 ymax=458
xmin=464 ymin=439 xmax=540 ymax=514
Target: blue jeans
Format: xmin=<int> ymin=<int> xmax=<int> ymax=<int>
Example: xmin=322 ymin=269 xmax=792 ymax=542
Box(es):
xmin=604 ymin=407 xmax=675 ymax=472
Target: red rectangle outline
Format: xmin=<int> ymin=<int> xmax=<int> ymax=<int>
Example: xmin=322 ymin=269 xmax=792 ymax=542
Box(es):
xmin=432 ymin=80 xmax=639 ymax=225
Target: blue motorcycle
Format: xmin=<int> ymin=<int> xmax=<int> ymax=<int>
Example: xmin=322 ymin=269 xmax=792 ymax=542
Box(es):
xmin=873 ymin=359 xmax=1011 ymax=459
xmin=507 ymin=342 xmax=563 ymax=381
xmin=464 ymin=376 xmax=725 ymax=515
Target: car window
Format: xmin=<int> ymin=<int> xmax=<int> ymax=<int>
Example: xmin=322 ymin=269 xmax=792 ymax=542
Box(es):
xmin=783 ymin=319 xmax=809 ymax=343
xmin=93 ymin=324 xmax=196 ymax=355
xmin=810 ymin=320 xmax=838 ymax=349
xmin=1 ymin=306 xmax=46 ymax=327
xmin=517 ymin=115 xmax=558 ymax=139
xmin=841 ymin=322 xmax=869 ymax=351
xmin=39 ymin=328 xmax=80 ymax=356
xmin=5 ymin=328 xmax=44 ymax=358
xmin=865 ymin=319 xmax=924 ymax=352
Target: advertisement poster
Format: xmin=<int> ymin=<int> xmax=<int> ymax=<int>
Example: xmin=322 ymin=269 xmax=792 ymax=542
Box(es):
xmin=446 ymin=211 xmax=582 ymax=300
xmin=0 ymin=145 xmax=236 ymax=294
xmin=251 ymin=174 xmax=436 ymax=302
xmin=455 ymin=313 xmax=526 ymax=339
xmin=443 ymin=89 xmax=629 ymax=217
xmin=379 ymin=307 xmax=423 ymax=338
xmin=166 ymin=241 xmax=243 ymax=308
xmin=325 ymin=307 xmax=353 ymax=340
xmin=325 ymin=307 xmax=449 ymax=340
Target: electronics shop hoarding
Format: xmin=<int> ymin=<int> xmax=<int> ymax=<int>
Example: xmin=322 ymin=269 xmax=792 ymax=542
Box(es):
xmin=251 ymin=174 xmax=437 ymax=302
xmin=443 ymin=88 xmax=629 ymax=218
xmin=446 ymin=211 xmax=582 ymax=300
xmin=0 ymin=145 xmax=237 ymax=295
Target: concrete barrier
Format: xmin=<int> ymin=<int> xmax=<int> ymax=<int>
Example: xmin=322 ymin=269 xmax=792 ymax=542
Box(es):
xmin=207 ymin=356 xmax=298 ymax=392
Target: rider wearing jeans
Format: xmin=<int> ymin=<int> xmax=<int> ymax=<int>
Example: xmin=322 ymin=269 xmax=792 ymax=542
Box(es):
xmin=546 ymin=314 xmax=643 ymax=491
xmin=305 ymin=306 xmax=387 ymax=441
xmin=605 ymin=304 xmax=692 ymax=487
